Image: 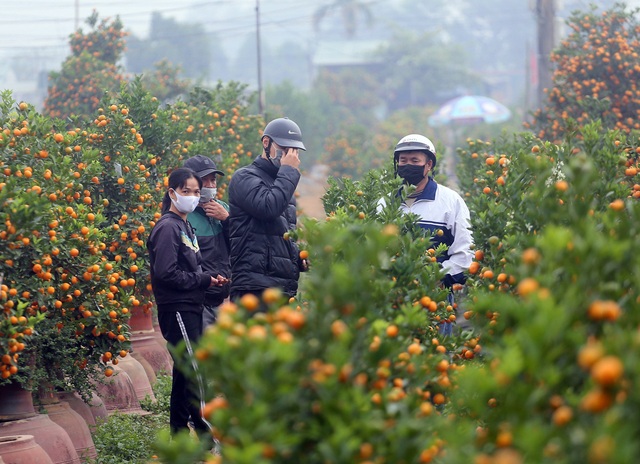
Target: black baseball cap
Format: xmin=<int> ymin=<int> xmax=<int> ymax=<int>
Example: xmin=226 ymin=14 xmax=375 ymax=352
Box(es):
xmin=183 ymin=155 xmax=225 ymax=177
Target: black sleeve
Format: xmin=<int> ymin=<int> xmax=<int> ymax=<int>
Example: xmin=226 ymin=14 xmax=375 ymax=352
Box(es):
xmin=150 ymin=222 xmax=211 ymax=290
xmin=221 ymin=217 xmax=230 ymax=249
xmin=230 ymin=166 xmax=301 ymax=221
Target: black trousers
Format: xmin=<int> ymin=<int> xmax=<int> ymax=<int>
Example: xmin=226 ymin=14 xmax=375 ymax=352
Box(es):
xmin=157 ymin=310 xmax=209 ymax=437
xmin=230 ymin=290 xmax=270 ymax=313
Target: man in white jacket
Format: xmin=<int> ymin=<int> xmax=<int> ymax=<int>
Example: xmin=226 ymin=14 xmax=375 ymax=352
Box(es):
xmin=392 ymin=134 xmax=474 ymax=333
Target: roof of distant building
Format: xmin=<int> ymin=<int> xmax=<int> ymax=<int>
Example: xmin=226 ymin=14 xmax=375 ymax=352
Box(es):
xmin=312 ymin=39 xmax=386 ymax=67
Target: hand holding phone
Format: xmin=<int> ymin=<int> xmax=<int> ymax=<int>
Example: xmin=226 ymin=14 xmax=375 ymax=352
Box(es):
xmin=280 ymin=148 xmax=300 ymax=170
xmin=209 ymin=275 xmax=229 ymax=287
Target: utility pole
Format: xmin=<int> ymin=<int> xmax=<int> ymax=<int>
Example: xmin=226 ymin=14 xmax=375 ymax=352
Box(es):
xmin=536 ymin=0 xmax=556 ymax=108
xmin=524 ymin=40 xmax=533 ymax=121
xmin=75 ymin=0 xmax=79 ymax=30
xmin=256 ymin=0 xmax=264 ymax=115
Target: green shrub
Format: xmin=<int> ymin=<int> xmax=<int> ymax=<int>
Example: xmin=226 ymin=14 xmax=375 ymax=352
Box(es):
xmin=140 ymin=373 xmax=171 ymax=416
xmin=92 ymin=374 xmax=171 ymax=463
xmin=92 ymin=412 xmax=167 ymax=464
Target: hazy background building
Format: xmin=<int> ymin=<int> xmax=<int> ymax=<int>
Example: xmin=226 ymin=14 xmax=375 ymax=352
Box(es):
xmin=0 ymin=0 xmax=625 ymax=111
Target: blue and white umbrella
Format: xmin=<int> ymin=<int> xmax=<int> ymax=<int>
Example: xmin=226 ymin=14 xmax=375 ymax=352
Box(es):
xmin=428 ymin=95 xmax=511 ymax=127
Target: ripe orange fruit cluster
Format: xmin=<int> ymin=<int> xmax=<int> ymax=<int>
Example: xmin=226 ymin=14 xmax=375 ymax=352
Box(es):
xmin=529 ymin=7 xmax=640 ymax=140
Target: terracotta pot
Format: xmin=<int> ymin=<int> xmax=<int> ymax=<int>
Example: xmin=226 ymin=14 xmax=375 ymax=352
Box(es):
xmin=0 ymin=435 xmax=53 ymax=464
xmin=85 ymin=392 xmax=108 ymax=424
xmin=55 ymin=393 xmax=95 ymax=428
xmin=130 ymin=351 xmax=157 ymax=385
xmin=0 ymin=415 xmax=80 ymax=464
xmin=129 ymin=305 xmax=154 ymax=332
xmin=0 ymin=384 xmax=37 ymax=422
xmin=152 ymin=318 xmax=168 ymax=348
xmin=130 ymin=332 xmax=172 ymax=375
xmin=55 ymin=391 xmax=108 ymax=425
xmin=115 ymin=355 xmax=156 ymax=402
xmin=43 ymin=400 xmax=97 ymax=462
xmin=92 ymin=364 xmax=149 ymax=415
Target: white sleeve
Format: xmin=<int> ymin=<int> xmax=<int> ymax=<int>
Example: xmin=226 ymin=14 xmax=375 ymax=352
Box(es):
xmin=441 ymin=195 xmax=474 ymax=277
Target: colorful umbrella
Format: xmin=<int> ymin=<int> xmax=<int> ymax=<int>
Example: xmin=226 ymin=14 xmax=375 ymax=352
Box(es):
xmin=428 ymin=95 xmax=511 ymax=127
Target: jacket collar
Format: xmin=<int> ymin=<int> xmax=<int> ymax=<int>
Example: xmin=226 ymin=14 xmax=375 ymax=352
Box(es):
xmin=416 ymin=177 xmax=438 ymax=200
xmin=189 ymin=207 xmax=206 ymax=219
xmin=164 ymin=210 xmax=184 ymax=221
xmin=398 ymin=177 xmax=438 ymax=201
xmin=254 ymin=156 xmax=279 ymax=178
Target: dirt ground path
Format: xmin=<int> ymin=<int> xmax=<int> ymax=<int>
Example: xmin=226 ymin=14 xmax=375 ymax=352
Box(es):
xmin=297 ymin=164 xmax=329 ymax=219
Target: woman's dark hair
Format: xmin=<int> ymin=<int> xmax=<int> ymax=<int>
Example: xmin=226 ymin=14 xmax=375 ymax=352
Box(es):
xmin=161 ymin=168 xmax=202 ymax=214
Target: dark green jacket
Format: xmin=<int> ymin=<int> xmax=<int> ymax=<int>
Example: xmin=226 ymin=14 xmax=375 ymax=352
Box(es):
xmin=187 ymin=200 xmax=230 ymax=304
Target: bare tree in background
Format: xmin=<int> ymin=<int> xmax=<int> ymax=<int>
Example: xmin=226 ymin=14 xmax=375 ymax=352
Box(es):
xmin=313 ymin=0 xmax=373 ymax=38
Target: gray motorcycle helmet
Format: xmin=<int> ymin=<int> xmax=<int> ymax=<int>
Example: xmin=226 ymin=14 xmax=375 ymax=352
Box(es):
xmin=262 ymin=117 xmax=306 ymax=150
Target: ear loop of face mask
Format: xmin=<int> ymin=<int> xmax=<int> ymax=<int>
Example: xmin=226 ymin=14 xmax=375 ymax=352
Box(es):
xmin=266 ymin=138 xmax=286 ymax=166
xmin=265 ymin=139 xmax=274 ymax=159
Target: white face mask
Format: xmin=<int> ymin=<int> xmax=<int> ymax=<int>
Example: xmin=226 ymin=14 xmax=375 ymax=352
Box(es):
xmin=199 ymin=187 xmax=217 ymax=203
xmin=170 ymin=189 xmax=200 ymax=214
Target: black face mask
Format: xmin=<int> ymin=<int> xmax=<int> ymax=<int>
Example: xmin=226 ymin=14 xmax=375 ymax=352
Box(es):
xmin=397 ymin=164 xmax=426 ymax=185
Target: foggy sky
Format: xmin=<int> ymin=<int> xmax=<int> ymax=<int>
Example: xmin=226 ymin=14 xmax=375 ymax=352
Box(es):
xmin=3 ymin=0 xmax=639 ymax=65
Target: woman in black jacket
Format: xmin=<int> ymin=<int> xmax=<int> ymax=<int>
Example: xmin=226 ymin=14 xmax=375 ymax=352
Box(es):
xmin=147 ymin=167 xmax=224 ymax=438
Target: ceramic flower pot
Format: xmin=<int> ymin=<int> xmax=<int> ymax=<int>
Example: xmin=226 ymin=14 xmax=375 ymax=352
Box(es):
xmin=0 ymin=384 xmax=37 ymax=422
xmin=55 ymin=392 xmax=95 ymax=428
xmin=0 ymin=415 xmax=79 ymax=464
xmin=41 ymin=400 xmax=96 ymax=462
xmin=0 ymin=435 xmax=53 ymax=464
xmin=114 ymin=355 xmax=156 ymax=402
xmin=92 ymin=364 xmax=149 ymax=415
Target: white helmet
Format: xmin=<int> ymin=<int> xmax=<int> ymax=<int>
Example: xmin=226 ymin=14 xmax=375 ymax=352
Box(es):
xmin=393 ymin=134 xmax=436 ymax=169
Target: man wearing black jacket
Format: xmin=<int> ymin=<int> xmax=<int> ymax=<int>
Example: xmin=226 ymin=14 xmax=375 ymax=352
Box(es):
xmin=227 ymin=117 xmax=308 ymax=302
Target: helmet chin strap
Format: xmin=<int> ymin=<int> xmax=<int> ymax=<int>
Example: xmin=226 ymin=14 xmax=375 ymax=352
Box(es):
xmin=264 ymin=138 xmax=273 ymax=157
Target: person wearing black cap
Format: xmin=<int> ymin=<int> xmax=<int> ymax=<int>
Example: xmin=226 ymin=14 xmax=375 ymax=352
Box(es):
xmin=183 ymin=154 xmax=231 ymax=325
xmin=227 ymin=117 xmax=309 ymax=303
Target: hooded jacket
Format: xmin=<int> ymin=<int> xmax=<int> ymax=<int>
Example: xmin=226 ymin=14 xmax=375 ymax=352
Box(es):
xmin=147 ymin=211 xmax=212 ymax=313
xmin=227 ymin=156 xmax=302 ymax=297
xmin=187 ymin=200 xmax=230 ymax=304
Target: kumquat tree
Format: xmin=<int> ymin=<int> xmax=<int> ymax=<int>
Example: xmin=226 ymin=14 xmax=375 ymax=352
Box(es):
xmin=0 ymin=94 xmax=135 ymax=396
xmin=528 ymin=3 xmax=640 ymax=140
xmin=44 ymin=11 xmax=127 ymax=122
xmin=152 ymin=3 xmax=640 ymax=462
xmin=151 ymin=126 xmax=640 ymax=464
xmin=1 ymin=7 xmax=263 ymax=404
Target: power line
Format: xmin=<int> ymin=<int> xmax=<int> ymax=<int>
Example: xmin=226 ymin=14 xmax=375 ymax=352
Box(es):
xmin=0 ymin=0 xmax=399 ymax=58
xmin=0 ymin=0 xmax=315 ymax=38
xmin=0 ymin=1 xmax=232 ymax=25
xmin=0 ymin=0 xmax=322 ymax=24
xmin=0 ymin=4 xmax=319 ymax=51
